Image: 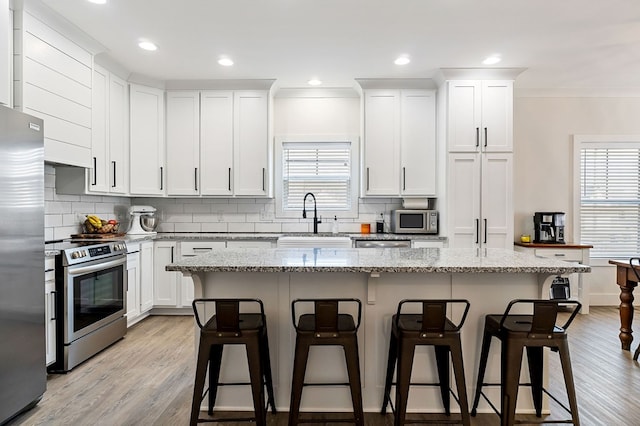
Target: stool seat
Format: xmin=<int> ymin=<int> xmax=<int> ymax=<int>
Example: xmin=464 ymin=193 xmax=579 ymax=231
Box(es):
xmin=470 ymin=299 xmax=581 ymax=426
xmin=297 ymin=313 xmax=357 ymax=333
xmin=381 ymin=299 xmax=471 ymax=426
xmin=190 ymin=298 xmax=276 ymax=426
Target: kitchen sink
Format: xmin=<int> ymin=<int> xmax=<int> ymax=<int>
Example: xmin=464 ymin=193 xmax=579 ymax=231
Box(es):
xmin=276 ymin=236 xmax=353 ymax=248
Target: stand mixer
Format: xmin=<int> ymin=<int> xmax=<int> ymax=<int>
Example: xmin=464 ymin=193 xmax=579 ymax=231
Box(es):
xmin=128 ymin=205 xmax=158 ymax=236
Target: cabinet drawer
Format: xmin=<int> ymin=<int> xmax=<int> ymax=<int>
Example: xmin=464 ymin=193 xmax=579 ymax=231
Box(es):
xmin=534 ymin=248 xmax=583 ymax=262
xmin=45 ymin=257 xmax=55 ymax=271
xmin=180 ymin=241 xmax=226 ymax=255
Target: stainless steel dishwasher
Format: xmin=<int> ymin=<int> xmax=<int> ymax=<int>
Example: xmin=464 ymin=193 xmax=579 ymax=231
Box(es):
xmin=354 ymin=240 xmax=411 ymax=248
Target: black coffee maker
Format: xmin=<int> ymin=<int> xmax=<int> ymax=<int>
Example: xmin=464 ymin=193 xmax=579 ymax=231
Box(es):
xmin=533 ymin=212 xmax=566 ymax=243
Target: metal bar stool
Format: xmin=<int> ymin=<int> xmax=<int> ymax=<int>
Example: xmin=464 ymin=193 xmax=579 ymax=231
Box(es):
xmin=190 ymin=298 xmax=276 ymax=426
xmin=470 ymin=299 xmax=581 ymax=426
xmin=288 ymin=298 xmax=364 ymax=426
xmin=381 ymin=299 xmax=471 ymax=426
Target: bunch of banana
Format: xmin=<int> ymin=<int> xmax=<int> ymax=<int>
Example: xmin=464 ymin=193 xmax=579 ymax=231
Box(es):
xmin=84 ymin=215 xmax=118 ymax=234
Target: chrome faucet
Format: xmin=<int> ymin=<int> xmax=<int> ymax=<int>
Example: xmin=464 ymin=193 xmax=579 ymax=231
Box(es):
xmin=303 ymin=192 xmax=322 ymax=234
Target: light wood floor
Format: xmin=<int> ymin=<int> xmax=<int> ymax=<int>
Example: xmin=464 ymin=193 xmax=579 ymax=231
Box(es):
xmin=9 ymin=307 xmax=640 ymax=426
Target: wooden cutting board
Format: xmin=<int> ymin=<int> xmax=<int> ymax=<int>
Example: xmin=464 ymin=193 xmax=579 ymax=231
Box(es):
xmin=71 ymin=233 xmax=126 ymax=239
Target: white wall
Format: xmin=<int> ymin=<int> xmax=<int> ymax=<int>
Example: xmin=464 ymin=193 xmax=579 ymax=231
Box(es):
xmin=513 ymin=94 xmax=640 ymax=305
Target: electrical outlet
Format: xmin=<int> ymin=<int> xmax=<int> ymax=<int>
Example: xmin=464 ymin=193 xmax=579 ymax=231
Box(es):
xmin=260 ymin=209 xmax=274 ymax=221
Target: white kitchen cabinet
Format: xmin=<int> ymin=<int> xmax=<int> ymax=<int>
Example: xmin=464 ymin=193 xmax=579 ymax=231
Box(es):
xmin=130 ymin=84 xmax=165 ymax=196
xmin=0 ymin=0 xmax=10 ymax=107
xmin=127 ymin=240 xmax=154 ymax=326
xmin=447 ymin=80 xmax=513 ymax=153
xmin=126 ymin=246 xmax=141 ymax=325
xmin=363 ymin=89 xmax=436 ymax=197
xmin=165 ymin=90 xmax=269 ymax=197
xmin=447 ymin=152 xmax=512 ymax=249
xmin=153 ymin=241 xmax=178 ymax=306
xmin=139 ymin=241 xmax=154 ymax=313
xmin=179 ymin=241 xmax=226 ymax=307
xmin=44 ymin=256 xmax=56 ymax=366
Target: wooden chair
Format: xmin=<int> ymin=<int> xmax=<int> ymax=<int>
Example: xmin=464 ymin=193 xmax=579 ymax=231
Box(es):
xmin=629 ymin=258 xmax=640 ymax=360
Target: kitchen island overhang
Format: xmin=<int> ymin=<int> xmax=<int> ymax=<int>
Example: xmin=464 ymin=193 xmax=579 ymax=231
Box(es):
xmin=167 ymin=247 xmax=589 ymax=415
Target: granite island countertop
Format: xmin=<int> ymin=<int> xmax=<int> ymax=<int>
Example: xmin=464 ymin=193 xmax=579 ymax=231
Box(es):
xmin=153 ymin=232 xmax=446 ymax=242
xmin=166 ymin=247 xmax=590 ymax=274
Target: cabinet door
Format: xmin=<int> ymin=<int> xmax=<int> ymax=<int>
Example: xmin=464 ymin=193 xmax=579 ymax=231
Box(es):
xmin=481 ymin=153 xmax=513 ymax=249
xmin=130 ymin=84 xmax=165 ymax=195
xmin=481 ymin=81 xmax=513 ymax=152
xmin=90 ymin=65 xmax=109 ymax=193
xmin=108 ymin=73 xmax=128 ymax=193
xmin=126 ymin=251 xmax=140 ymax=325
xmin=166 ymin=91 xmax=200 ymax=195
xmin=447 ymin=153 xmax=481 ymax=248
xmin=179 ymin=241 xmax=226 ymax=307
xmin=233 ymin=91 xmax=269 ymax=196
xmin=139 ymin=241 xmax=154 ymax=313
xmin=153 ymin=241 xmax=178 ymax=306
xmin=0 ymin=0 xmax=9 ymax=107
xmin=363 ymin=90 xmax=400 ymax=196
xmin=200 ymin=91 xmax=233 ymax=195
xmin=447 ymin=81 xmax=482 ymax=153
xmin=400 ymin=90 xmax=436 ymax=196
xmin=45 ymin=280 xmax=56 ymax=366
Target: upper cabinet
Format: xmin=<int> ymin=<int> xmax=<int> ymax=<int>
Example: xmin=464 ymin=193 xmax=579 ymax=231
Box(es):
xmin=447 ymin=80 xmax=513 ymax=153
xmin=0 ymin=0 xmax=10 ymax=107
xmin=129 ymin=84 xmax=165 ymax=196
xmin=363 ymin=89 xmax=436 ymax=197
xmin=14 ymin=9 xmax=94 ymax=167
xmin=165 ymin=90 xmax=269 ymax=197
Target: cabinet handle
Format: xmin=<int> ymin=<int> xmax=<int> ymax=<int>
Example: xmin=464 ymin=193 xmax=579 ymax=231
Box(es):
xmin=171 ymin=247 xmax=174 ymax=263
xmin=475 ymin=218 xmax=479 ymax=244
xmin=160 ymin=167 xmax=164 ymax=190
xmin=484 ymin=127 xmax=488 ymax=148
xmin=476 ymin=127 xmax=480 ymax=148
xmin=92 ymin=157 xmax=97 ymax=186
xmin=195 ymin=168 xmax=198 ymax=191
xmin=228 ymin=168 xmax=231 ymax=191
xmin=262 ymin=168 xmax=265 ymax=191
xmin=366 ymin=167 xmax=370 ymax=191
xmin=554 ymin=253 xmax=566 ymax=257
xmin=51 ymin=290 xmax=57 ymax=321
xmin=402 ymin=167 xmax=406 ymax=191
xmin=483 ymin=218 xmax=488 ymax=244
xmin=112 ymin=161 xmax=116 ymax=188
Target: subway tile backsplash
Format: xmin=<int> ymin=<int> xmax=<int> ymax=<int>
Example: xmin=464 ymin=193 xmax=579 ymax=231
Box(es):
xmin=46 ymin=165 xmax=402 ymax=241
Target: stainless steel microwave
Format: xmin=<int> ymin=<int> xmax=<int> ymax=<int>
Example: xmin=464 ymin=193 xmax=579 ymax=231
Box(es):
xmin=390 ymin=210 xmax=438 ymax=234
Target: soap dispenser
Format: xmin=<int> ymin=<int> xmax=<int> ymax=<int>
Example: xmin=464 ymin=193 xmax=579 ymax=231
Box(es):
xmin=332 ymin=216 xmax=339 ymax=234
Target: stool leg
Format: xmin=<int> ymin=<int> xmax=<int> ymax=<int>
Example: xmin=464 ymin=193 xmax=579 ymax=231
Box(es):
xmin=502 ymin=339 xmax=524 ymax=426
xmin=260 ymin=329 xmax=277 ymax=413
xmin=557 ymin=340 xmax=581 ymax=426
xmin=449 ymin=337 xmax=471 ymax=426
xmin=471 ymin=329 xmax=492 ymax=416
xmin=207 ymin=344 xmax=223 ymax=415
xmin=190 ymin=337 xmax=212 ymax=426
xmin=246 ymin=339 xmax=267 ymax=426
xmin=395 ymin=337 xmax=416 ymax=426
xmin=434 ymin=345 xmax=451 ymax=415
xmin=288 ymin=337 xmax=310 ymax=426
xmin=343 ymin=338 xmax=365 ymax=426
xmin=381 ymin=330 xmax=398 ymax=414
xmin=526 ymin=346 xmax=544 ymax=417
xmin=634 ymin=343 xmax=640 ymax=361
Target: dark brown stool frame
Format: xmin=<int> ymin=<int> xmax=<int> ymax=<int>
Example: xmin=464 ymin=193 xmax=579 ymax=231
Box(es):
xmin=289 ymin=298 xmax=364 ymax=426
xmin=470 ymin=299 xmax=581 ymax=426
xmin=381 ymin=299 xmax=472 ymax=426
xmin=629 ymin=258 xmax=640 ymax=360
xmin=190 ymin=298 xmax=276 ymax=426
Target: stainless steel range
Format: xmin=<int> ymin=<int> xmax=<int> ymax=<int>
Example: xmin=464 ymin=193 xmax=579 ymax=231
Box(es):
xmin=48 ymin=240 xmax=128 ymax=372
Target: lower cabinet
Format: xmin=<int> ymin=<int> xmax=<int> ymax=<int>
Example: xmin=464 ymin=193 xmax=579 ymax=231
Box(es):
xmin=126 ymin=241 xmax=154 ymax=326
xmin=44 ymin=256 xmax=56 ymax=366
xmin=179 ymin=241 xmax=227 ymax=307
xmin=153 ymin=241 xmax=179 ymax=307
xmin=139 ymin=241 xmax=154 ymax=312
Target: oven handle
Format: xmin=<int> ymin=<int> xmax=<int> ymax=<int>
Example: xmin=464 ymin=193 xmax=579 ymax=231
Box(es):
xmin=67 ymin=257 xmax=126 ymax=276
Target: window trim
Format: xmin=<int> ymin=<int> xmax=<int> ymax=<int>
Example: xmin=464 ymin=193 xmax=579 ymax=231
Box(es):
xmin=573 ymin=134 xmax=640 ymax=259
xmin=275 ymin=134 xmax=360 ymax=219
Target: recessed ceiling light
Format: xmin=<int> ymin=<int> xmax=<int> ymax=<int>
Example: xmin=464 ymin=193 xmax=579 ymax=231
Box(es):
xmin=482 ymin=55 xmax=501 ymax=65
xmin=138 ymin=41 xmax=157 ymax=51
xmin=394 ymin=56 xmax=410 ymax=65
xmin=87 ymin=0 xmax=107 ymax=4
xmin=218 ymin=58 xmax=234 ymax=66
xmin=308 ymin=79 xmax=322 ymax=86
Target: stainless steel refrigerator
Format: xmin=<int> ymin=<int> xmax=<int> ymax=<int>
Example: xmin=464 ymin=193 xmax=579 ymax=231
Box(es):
xmin=0 ymin=105 xmax=45 ymax=424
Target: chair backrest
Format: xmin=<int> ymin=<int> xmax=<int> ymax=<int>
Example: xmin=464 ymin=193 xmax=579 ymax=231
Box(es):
xmin=395 ymin=299 xmax=470 ymax=332
xmin=291 ymin=298 xmax=362 ymax=332
xmin=192 ymin=298 xmax=265 ymax=330
xmin=498 ymin=299 xmax=582 ymax=333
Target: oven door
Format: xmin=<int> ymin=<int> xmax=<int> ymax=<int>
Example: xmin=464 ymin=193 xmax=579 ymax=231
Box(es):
xmin=63 ymin=255 xmax=127 ymax=344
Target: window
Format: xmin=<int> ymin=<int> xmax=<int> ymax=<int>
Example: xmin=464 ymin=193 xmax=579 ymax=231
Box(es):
xmin=575 ymin=136 xmax=640 ymax=259
xmin=275 ymin=136 xmax=359 ymax=218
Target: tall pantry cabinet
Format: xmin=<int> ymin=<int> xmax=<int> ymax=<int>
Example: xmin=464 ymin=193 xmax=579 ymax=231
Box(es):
xmin=446 ymin=80 xmax=514 ymax=249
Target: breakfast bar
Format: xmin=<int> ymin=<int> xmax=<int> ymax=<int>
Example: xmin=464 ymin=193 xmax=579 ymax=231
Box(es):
xmin=167 ymin=247 xmax=589 ymax=415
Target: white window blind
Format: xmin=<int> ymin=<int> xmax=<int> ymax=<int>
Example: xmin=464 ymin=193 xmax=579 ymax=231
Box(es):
xmin=580 ymin=146 xmax=640 ymax=258
xmin=282 ymin=142 xmax=352 ymax=211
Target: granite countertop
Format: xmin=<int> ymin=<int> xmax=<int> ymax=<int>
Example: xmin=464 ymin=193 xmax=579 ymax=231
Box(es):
xmin=166 ymin=247 xmax=591 ymax=274
xmin=152 ymin=232 xmax=447 ymax=242
xmin=514 ymin=242 xmax=594 ymax=249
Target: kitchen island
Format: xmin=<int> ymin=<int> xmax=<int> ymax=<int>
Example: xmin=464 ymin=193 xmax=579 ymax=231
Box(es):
xmin=167 ymin=247 xmax=589 ymax=415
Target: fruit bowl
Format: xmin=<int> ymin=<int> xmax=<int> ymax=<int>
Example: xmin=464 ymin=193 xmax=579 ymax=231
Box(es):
xmin=83 ymin=215 xmax=120 ymax=234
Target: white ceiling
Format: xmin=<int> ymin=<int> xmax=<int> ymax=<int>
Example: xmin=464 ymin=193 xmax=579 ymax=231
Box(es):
xmin=40 ymin=0 xmax=640 ymax=90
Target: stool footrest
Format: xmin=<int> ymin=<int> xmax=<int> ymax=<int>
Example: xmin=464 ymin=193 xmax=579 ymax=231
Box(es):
xmin=302 ymin=381 xmax=350 ymax=387
xmin=195 ymin=415 xmax=257 ymax=423
xmin=294 ymin=416 xmax=359 ymax=424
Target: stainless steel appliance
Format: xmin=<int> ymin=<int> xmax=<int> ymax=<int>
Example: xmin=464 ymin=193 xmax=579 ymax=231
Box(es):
xmin=390 ymin=209 xmax=438 ymax=234
xmin=48 ymin=241 xmax=128 ymax=372
xmin=0 ymin=106 xmax=45 ymax=423
xmin=533 ymin=212 xmax=566 ymax=244
xmin=354 ymin=240 xmax=411 ymax=248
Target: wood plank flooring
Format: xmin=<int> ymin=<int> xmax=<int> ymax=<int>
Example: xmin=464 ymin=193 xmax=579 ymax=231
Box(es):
xmin=8 ymin=307 xmax=640 ymax=426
